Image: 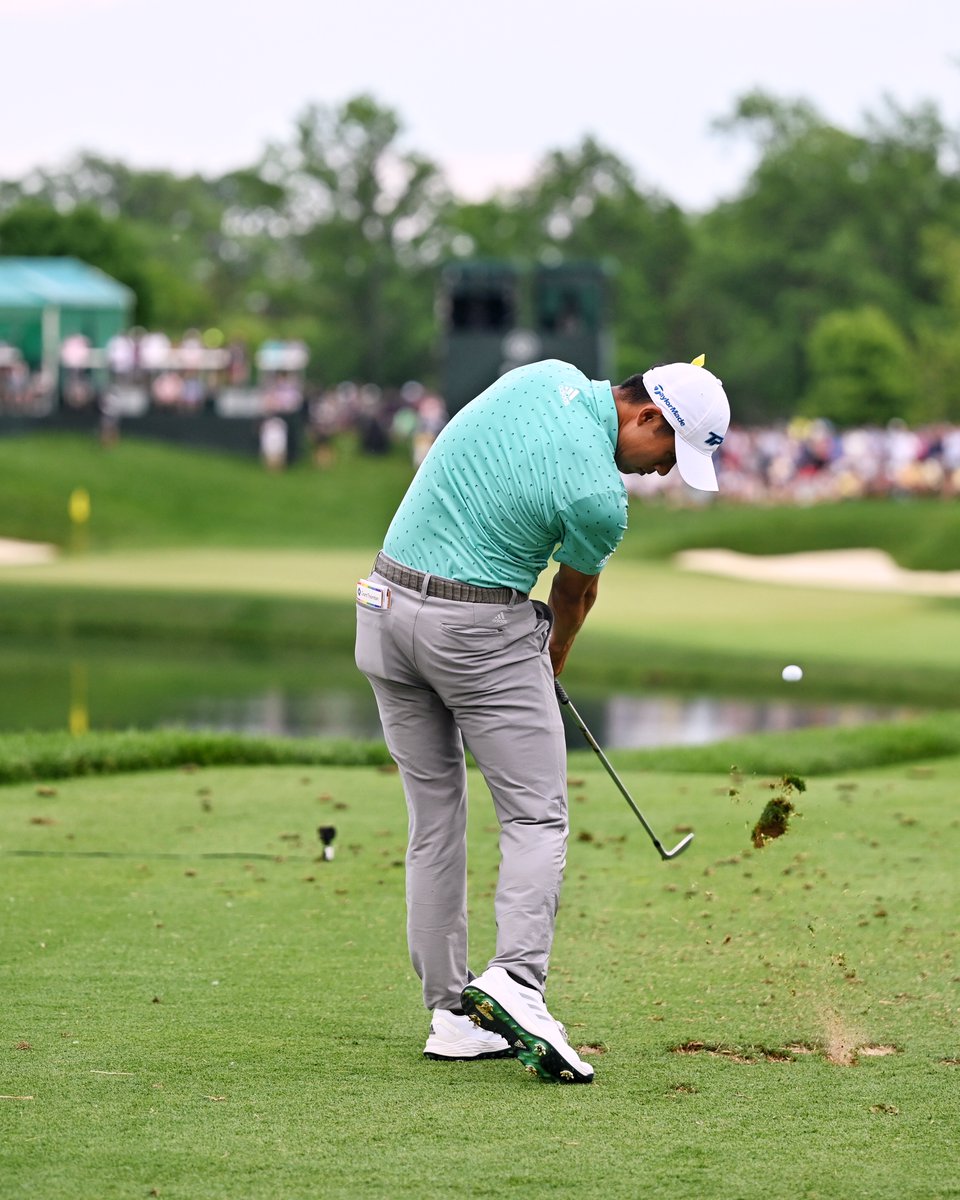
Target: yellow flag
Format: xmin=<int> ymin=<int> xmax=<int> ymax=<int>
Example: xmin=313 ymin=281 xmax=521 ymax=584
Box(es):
xmin=69 ymin=487 xmax=91 ymax=525
xmin=691 ymin=353 xmax=706 ymax=367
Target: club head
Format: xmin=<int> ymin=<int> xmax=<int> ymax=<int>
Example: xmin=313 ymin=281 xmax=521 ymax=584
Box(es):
xmin=659 ymin=832 xmax=695 ymax=860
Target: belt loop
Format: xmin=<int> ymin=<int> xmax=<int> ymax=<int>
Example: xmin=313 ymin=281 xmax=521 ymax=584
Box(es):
xmin=419 ymin=572 xmax=432 ymax=600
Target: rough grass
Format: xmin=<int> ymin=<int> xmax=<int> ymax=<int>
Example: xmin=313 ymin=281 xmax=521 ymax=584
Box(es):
xmin=2 ymin=754 xmax=959 ymax=1199
xmin=0 ymin=728 xmax=392 ymax=784
xmin=1 ymin=713 xmax=960 ymax=786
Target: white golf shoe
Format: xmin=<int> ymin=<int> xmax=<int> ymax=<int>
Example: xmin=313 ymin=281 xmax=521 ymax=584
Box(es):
xmin=461 ymin=966 xmax=594 ymax=1084
xmin=423 ymin=1008 xmax=514 ymax=1061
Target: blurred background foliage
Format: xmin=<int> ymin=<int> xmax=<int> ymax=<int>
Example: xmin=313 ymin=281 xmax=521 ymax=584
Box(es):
xmin=2 ymin=88 xmax=958 ymax=426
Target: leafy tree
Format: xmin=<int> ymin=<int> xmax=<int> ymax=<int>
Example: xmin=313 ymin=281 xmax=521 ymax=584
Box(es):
xmin=678 ymin=90 xmax=960 ymax=422
xmin=259 ymin=95 xmax=451 ymax=383
xmin=801 ymin=306 xmax=914 ymax=426
xmin=1 ymin=88 xmax=957 ymax=415
xmin=0 ymin=155 xmax=281 ymax=336
xmin=911 ymin=226 xmax=960 ymax=421
xmin=0 ymin=201 xmax=158 ymax=323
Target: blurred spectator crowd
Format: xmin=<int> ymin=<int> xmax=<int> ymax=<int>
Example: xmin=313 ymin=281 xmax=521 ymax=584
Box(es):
xmin=3 ymin=332 xmax=960 ymax=497
xmin=628 ymin=417 xmax=960 ymax=504
xmin=306 ymin=380 xmax=448 ymax=468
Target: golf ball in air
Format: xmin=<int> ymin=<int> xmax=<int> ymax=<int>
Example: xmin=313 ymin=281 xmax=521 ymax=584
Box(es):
xmin=782 ymin=664 xmax=803 ymax=683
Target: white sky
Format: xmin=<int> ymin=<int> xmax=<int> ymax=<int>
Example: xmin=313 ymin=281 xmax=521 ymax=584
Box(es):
xmin=1 ymin=0 xmax=956 ymax=211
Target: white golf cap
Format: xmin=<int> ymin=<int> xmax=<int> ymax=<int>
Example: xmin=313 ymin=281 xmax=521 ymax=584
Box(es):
xmin=642 ymin=360 xmax=730 ymax=492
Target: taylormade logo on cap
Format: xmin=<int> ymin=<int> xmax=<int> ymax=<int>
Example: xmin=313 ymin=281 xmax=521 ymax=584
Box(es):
xmin=651 ymin=383 xmax=685 ymax=427
xmin=642 ymin=358 xmax=731 ymax=493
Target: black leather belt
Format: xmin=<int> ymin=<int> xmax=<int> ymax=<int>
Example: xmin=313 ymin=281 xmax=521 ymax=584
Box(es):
xmin=374 ymin=552 xmax=527 ymax=605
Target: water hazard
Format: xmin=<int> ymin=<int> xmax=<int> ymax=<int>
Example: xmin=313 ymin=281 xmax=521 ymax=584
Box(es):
xmin=3 ymin=638 xmax=917 ymax=749
xmin=167 ymin=688 xmax=917 ymax=749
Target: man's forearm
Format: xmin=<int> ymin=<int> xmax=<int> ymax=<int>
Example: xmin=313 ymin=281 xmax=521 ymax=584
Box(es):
xmin=547 ymin=572 xmax=598 ymax=676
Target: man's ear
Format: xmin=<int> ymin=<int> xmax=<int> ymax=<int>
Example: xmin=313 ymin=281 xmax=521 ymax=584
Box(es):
xmin=638 ymin=404 xmax=661 ymax=426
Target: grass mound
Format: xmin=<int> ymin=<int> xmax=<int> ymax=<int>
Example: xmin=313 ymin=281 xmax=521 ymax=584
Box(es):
xmin=1 ymin=713 xmax=958 ymax=787
xmin=0 ymin=728 xmax=392 ymax=785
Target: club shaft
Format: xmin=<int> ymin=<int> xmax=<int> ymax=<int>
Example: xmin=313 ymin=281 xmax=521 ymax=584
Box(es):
xmin=555 ymin=680 xmax=691 ymax=860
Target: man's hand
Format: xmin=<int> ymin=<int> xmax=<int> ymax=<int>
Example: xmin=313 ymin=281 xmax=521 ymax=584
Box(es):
xmin=547 ymin=564 xmax=599 ymax=676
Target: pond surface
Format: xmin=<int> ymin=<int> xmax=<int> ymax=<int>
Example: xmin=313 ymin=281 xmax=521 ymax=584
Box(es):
xmin=166 ymin=688 xmax=917 ymax=749
xmin=3 ymin=637 xmax=917 ymax=748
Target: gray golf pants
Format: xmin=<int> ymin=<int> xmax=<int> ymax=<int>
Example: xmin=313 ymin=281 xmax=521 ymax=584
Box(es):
xmin=355 ymin=558 xmax=567 ymax=1012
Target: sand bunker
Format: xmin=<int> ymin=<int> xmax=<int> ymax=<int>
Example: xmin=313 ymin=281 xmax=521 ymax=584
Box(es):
xmin=676 ymin=548 xmax=960 ymax=597
xmin=0 ymin=538 xmax=57 ymax=566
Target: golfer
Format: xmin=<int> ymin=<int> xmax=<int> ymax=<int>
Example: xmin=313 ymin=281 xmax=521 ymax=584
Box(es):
xmin=355 ymin=356 xmax=730 ymax=1083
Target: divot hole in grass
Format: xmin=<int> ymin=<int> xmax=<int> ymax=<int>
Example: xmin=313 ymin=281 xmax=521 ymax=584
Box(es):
xmin=671 ymin=1042 xmax=759 ymax=1064
xmin=671 ymin=1039 xmax=888 ymax=1065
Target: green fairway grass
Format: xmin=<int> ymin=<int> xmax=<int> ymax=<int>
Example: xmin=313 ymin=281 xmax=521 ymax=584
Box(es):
xmin=2 ymin=753 xmax=958 ymax=1199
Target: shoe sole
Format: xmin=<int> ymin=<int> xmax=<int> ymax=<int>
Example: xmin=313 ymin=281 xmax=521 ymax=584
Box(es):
xmin=460 ymin=984 xmax=593 ymax=1084
xmin=423 ymin=1047 xmax=515 ymax=1062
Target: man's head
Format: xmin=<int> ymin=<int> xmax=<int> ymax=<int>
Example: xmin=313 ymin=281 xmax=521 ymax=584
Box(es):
xmin=611 ymin=385 xmax=678 ymax=478
xmin=613 ymin=361 xmax=730 ymax=491
xmin=643 ymin=361 xmax=730 ymax=491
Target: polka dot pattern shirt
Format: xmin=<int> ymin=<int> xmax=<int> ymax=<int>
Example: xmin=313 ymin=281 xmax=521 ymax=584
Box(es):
xmin=383 ymin=359 xmax=627 ymax=593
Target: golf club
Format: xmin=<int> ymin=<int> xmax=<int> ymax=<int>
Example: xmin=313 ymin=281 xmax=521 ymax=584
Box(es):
xmin=554 ymin=679 xmax=694 ymax=861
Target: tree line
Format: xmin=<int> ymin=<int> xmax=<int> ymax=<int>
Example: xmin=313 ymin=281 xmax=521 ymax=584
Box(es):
xmin=1 ymin=89 xmax=958 ymax=426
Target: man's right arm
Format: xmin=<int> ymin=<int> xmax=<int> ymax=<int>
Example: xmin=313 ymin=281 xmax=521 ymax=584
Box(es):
xmin=547 ymin=563 xmax=600 ymax=677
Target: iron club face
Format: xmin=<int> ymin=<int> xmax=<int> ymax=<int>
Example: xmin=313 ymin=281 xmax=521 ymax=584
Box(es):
xmin=654 ymin=831 xmax=695 ymax=860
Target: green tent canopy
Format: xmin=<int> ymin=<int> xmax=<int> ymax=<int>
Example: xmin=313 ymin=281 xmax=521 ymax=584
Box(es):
xmin=0 ymin=257 xmax=135 ymax=371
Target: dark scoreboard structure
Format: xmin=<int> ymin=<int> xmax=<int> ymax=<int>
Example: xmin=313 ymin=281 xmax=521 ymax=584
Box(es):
xmin=438 ymin=260 xmax=613 ymax=413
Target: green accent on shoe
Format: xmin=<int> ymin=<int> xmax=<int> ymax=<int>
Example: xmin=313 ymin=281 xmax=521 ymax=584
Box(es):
xmin=461 ymin=983 xmax=591 ymax=1085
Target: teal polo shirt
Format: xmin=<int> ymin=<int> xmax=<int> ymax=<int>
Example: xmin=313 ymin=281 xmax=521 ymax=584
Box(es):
xmin=382 ymin=359 xmax=627 ymax=593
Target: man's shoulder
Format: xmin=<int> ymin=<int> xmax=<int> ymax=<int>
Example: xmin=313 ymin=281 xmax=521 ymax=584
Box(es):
xmin=526 ymin=358 xmax=589 ymax=384
xmin=494 ymin=358 xmax=587 ymax=389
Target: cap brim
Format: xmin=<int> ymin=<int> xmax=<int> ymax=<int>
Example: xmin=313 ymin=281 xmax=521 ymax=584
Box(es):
xmin=675 ymin=437 xmax=719 ymax=492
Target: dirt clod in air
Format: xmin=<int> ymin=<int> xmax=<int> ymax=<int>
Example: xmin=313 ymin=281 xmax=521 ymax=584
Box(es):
xmin=751 ymin=775 xmax=805 ymax=848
